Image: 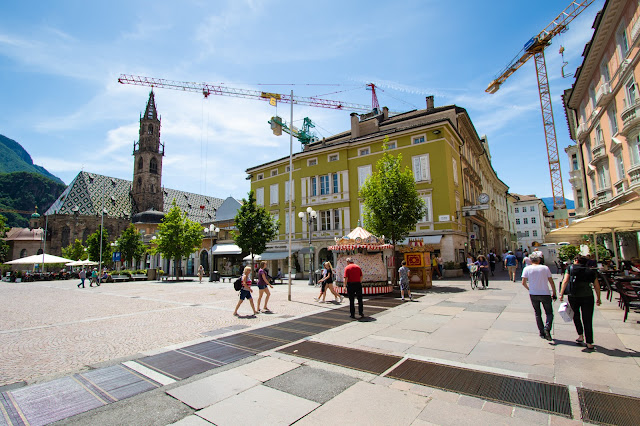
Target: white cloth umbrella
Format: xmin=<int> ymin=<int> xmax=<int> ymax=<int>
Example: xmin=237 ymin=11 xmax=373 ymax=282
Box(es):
xmin=65 ymin=259 xmax=99 ymax=266
xmin=6 ymin=254 xmax=74 ymax=265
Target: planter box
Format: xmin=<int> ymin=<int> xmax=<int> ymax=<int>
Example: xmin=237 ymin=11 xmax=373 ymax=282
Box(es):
xmin=443 ymin=269 xmax=463 ymax=278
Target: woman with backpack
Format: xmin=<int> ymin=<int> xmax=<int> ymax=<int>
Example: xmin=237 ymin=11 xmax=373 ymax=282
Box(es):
xmin=559 ymin=255 xmax=601 ymax=350
xmin=233 ymin=266 xmax=258 ymax=317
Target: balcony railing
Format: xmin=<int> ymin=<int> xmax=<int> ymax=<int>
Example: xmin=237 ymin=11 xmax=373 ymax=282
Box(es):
xmin=591 ymin=142 xmax=606 ymax=163
xmin=628 ymin=163 xmax=640 ymax=194
xmin=596 ymin=186 xmax=612 ymax=204
xmin=621 ymin=99 xmax=640 ymax=135
xmin=596 ymin=82 xmax=612 ymax=106
xmin=631 ymin=17 xmax=640 ymax=45
xmin=576 ymin=122 xmax=589 ymax=140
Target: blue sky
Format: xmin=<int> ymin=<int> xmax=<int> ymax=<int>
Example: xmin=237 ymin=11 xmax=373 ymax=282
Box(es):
xmin=0 ymin=0 xmax=606 ymax=201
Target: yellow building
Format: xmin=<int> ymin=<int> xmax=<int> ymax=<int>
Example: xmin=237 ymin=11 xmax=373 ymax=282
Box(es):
xmin=247 ymin=98 xmax=505 ymax=279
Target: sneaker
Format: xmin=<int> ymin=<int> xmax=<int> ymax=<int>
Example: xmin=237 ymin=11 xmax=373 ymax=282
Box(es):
xmin=340 ymin=295 xmax=344 ymax=303
xmin=350 ymin=315 xmax=356 ymax=319
xmin=401 ymin=297 xmax=405 ymax=301
xmin=544 ymin=330 xmax=552 ymax=341
xmin=314 ymin=297 xmax=319 ymax=301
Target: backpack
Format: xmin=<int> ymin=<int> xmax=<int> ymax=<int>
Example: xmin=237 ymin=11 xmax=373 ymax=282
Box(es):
xmin=233 ymin=277 xmax=242 ymax=291
xmin=567 ymin=265 xmax=593 ymax=296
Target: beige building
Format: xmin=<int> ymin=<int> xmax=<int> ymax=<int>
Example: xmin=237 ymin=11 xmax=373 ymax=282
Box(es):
xmin=564 ymin=0 xmax=640 ymax=215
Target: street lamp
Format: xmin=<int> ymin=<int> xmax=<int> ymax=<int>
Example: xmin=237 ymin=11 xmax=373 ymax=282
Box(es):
xmin=204 ymin=224 xmax=219 ymax=282
xmin=99 ymin=208 xmax=108 ymax=275
xmin=298 ymin=207 xmax=317 ymax=286
xmin=110 ymin=241 xmax=119 ymax=272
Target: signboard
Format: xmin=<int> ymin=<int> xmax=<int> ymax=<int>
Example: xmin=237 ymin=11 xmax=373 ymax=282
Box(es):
xmin=462 ymin=204 xmax=489 ymax=211
xmin=438 ymin=215 xmax=450 ymax=222
xmin=112 ymin=252 xmax=121 ymax=262
xmin=469 ymin=233 xmax=477 ymax=240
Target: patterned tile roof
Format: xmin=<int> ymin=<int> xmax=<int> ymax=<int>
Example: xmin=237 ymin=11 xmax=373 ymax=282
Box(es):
xmin=45 ymin=171 xmax=224 ymax=223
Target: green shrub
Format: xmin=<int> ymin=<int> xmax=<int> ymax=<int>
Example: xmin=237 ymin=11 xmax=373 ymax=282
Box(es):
xmin=558 ymin=245 xmax=580 ymax=261
xmin=444 ymin=261 xmax=458 ymax=270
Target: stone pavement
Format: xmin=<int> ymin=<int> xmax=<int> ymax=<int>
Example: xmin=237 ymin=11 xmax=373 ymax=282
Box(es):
xmin=1 ymin=269 xmax=640 ymax=425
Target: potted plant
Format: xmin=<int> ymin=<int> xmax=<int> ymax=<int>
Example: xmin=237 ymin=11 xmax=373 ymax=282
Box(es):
xmin=15 ymin=270 xmax=23 ymax=283
xmin=443 ymin=261 xmax=463 ymax=278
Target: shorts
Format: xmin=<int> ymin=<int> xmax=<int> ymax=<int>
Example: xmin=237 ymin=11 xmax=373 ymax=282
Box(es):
xmin=399 ymin=280 xmax=409 ymax=291
xmin=239 ymin=289 xmax=252 ymax=300
xmin=258 ymin=284 xmax=268 ymax=290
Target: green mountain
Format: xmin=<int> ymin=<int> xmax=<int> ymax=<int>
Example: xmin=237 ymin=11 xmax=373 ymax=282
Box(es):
xmin=0 ymin=134 xmax=64 ymax=184
xmin=0 ymin=172 xmax=67 ymax=228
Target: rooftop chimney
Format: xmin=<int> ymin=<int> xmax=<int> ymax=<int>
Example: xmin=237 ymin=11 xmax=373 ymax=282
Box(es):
xmin=426 ymin=96 xmax=435 ymax=110
xmin=350 ymin=113 xmax=360 ymax=138
xmin=382 ymin=106 xmax=389 ymax=120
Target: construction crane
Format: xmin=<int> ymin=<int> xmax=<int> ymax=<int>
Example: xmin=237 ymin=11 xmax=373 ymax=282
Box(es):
xmin=118 ymin=74 xmax=378 ymax=113
xmin=268 ymin=116 xmax=318 ymax=146
xmin=486 ymin=0 xmax=595 ymax=227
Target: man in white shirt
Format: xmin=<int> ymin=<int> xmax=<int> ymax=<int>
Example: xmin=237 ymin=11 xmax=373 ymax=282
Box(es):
xmin=521 ymin=252 xmax=557 ymax=341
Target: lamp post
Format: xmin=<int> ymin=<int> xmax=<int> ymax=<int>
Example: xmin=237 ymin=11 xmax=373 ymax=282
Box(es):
xmin=298 ymin=207 xmax=317 ymax=286
xmin=204 ymin=224 xmax=219 ymax=282
xmin=99 ymin=208 xmax=107 ymax=275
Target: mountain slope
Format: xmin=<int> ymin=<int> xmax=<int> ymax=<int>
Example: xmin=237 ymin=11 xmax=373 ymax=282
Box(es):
xmin=0 ymin=172 xmax=67 ymax=227
xmin=0 ymin=134 xmax=64 ymax=184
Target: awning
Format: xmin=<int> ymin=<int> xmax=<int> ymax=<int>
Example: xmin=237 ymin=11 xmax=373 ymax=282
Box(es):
xmin=243 ymin=251 xmax=291 ymax=261
xmin=211 ymin=244 xmax=242 ymax=255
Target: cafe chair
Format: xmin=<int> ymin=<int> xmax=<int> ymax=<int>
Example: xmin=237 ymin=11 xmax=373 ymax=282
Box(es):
xmin=615 ymin=282 xmax=640 ymax=322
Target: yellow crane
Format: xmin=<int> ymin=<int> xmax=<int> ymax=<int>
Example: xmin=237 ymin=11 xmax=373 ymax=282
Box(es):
xmin=486 ymin=0 xmax=595 ymax=226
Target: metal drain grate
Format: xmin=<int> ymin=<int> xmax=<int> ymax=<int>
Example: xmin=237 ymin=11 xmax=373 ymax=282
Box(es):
xmin=387 ymin=359 xmax=572 ymax=418
xmin=578 ymin=387 xmax=640 ymax=426
xmin=278 ymin=341 xmax=402 ymax=375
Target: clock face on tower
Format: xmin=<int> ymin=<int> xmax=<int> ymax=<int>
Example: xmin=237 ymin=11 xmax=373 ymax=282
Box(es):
xmin=478 ymin=193 xmax=490 ymax=204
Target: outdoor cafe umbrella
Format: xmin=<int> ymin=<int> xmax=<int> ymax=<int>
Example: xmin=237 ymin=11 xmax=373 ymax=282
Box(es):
xmin=65 ymin=259 xmax=99 ymax=267
xmin=5 ymin=254 xmax=74 ymax=265
xmin=546 ymin=198 xmax=640 ymax=265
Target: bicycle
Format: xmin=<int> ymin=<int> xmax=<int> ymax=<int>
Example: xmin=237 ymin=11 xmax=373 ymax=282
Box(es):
xmin=470 ymin=265 xmax=479 ymax=290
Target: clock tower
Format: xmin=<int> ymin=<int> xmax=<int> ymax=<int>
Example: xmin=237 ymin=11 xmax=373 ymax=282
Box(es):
xmin=132 ymin=91 xmax=164 ymax=213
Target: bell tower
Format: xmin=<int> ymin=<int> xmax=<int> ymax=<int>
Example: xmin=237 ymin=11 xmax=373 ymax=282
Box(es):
xmin=132 ymin=90 xmax=164 ymax=213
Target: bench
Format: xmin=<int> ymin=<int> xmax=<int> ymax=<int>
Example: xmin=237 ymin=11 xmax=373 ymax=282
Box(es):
xmin=111 ymin=274 xmax=129 ymax=282
xmin=218 ymin=276 xmax=233 ymax=283
xmin=130 ymin=274 xmax=147 ymax=281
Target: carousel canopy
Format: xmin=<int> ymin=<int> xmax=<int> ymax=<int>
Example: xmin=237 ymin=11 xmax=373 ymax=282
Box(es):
xmin=328 ymin=226 xmax=394 ymax=251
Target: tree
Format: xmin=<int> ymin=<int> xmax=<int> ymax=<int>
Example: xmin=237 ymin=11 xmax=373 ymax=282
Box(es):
xmin=116 ymin=224 xmax=146 ymax=268
xmin=61 ymin=239 xmax=87 ymax=261
xmin=359 ymin=140 xmax=425 ymax=284
xmin=150 ymin=200 xmax=203 ymax=280
xmin=557 ymin=245 xmax=580 ymax=262
xmin=233 ymin=190 xmax=279 ymax=279
xmin=86 ymin=226 xmax=112 ymax=266
xmin=0 ymin=214 xmax=9 ymax=263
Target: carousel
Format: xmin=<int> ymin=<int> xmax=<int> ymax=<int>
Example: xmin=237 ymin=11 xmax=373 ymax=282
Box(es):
xmin=328 ymin=227 xmax=394 ymax=295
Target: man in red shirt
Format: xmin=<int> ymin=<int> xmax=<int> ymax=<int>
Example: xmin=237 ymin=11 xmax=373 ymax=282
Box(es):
xmin=343 ymin=257 xmax=364 ymax=319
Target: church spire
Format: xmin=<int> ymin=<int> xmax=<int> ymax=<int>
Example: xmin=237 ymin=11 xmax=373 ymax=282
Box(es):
xmin=143 ymin=90 xmax=158 ymax=120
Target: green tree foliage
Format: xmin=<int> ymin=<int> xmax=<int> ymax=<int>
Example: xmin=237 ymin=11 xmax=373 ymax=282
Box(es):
xmin=359 ymin=142 xmax=425 ymax=283
xmin=0 ymin=171 xmax=66 ymax=227
xmin=150 ymin=200 xmax=203 ymax=280
xmin=61 ymin=239 xmax=87 ymax=261
xmin=587 ymin=243 xmax=610 ymax=260
xmin=0 ymin=214 xmax=9 ymax=262
xmin=557 ymin=245 xmax=580 ymax=262
xmin=116 ymin=224 xmax=146 ymax=267
xmin=233 ymin=191 xmax=279 ymax=278
xmin=86 ymin=226 xmax=112 ymax=265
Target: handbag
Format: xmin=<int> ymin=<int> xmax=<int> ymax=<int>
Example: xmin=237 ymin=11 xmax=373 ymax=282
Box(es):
xmin=558 ymin=301 xmax=574 ymax=322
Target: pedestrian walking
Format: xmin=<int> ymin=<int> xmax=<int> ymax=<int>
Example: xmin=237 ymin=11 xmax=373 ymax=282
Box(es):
xmin=398 ymin=260 xmax=413 ymax=301
xmin=78 ymin=268 xmax=86 ymax=288
xmin=256 ymin=261 xmax=274 ymax=312
xmin=90 ymin=268 xmax=98 ymax=287
xmin=504 ymin=251 xmax=518 ymax=282
xmin=488 ymin=250 xmax=497 ymax=276
xmin=233 ymin=266 xmax=258 ymax=317
xmin=197 ymin=264 xmax=204 ymax=283
xmin=317 ymin=261 xmax=342 ymax=303
xmin=476 ymin=254 xmax=490 ymax=288
xmin=521 ymin=252 xmax=557 ymax=341
xmin=437 ymin=254 xmax=444 ymax=279
xmin=343 ymin=257 xmax=364 ymax=319
xmin=431 ymin=254 xmax=442 ymax=279
xmin=515 ymin=248 xmax=524 ymax=272
xmin=559 ymin=256 xmax=601 ymax=351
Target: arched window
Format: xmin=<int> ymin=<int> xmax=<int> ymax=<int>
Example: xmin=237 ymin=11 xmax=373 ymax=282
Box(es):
xmin=138 ymin=157 xmax=143 ymax=171
xmin=147 ymin=124 xmax=153 ymax=134
xmin=82 ymin=228 xmax=90 ymax=244
xmin=37 ymin=248 xmax=43 ymax=255
xmin=137 ymin=177 xmax=142 ymax=190
xmin=150 ymin=157 xmax=158 ymax=174
xmin=20 ymin=249 xmax=27 ymax=258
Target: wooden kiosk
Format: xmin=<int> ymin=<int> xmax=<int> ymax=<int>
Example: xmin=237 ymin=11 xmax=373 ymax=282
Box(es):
xmin=398 ymin=239 xmax=433 ymax=289
xmin=329 ymin=227 xmax=394 ymax=295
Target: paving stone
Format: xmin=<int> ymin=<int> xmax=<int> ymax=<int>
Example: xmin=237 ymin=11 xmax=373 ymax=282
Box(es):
xmin=481 ymin=401 xmax=514 ymax=417
xmin=170 ymin=415 xmax=213 ymax=425
xmin=166 ymin=370 xmax=259 ymax=409
xmin=512 ymin=406 xmax=550 ymax=425
xmin=457 ymin=395 xmax=485 ymax=409
xmin=264 ymin=365 xmax=359 ymax=404
xmin=295 ymin=381 xmax=427 ymax=426
xmin=197 ymin=385 xmax=318 ymax=425
xmin=430 ymin=389 xmax=460 ymax=403
xmin=234 ymin=355 xmax=299 ymax=382
xmin=418 ymin=398 xmax=529 ymax=426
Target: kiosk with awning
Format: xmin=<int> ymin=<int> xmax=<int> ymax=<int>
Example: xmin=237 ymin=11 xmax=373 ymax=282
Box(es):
xmin=328 ymin=227 xmax=394 ymax=295
xmin=211 ymin=243 xmax=243 ymax=276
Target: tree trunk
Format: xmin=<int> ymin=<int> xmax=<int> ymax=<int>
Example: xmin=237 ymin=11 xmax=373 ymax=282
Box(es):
xmin=391 ymin=239 xmax=398 ymax=287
